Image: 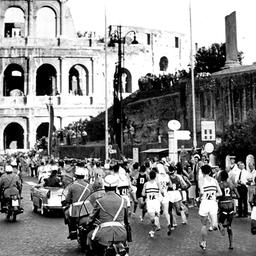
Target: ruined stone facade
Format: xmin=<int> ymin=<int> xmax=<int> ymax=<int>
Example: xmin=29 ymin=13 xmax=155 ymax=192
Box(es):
xmin=0 ymin=0 xmax=189 ymax=152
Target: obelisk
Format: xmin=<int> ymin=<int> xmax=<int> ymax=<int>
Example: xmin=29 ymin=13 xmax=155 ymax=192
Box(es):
xmin=224 ymin=11 xmax=240 ymax=68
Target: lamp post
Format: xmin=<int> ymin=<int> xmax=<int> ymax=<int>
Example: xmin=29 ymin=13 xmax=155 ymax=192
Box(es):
xmin=109 ymin=25 xmax=138 ymax=155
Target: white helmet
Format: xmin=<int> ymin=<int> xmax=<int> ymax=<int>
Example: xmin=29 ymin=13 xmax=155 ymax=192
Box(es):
xmin=5 ymin=165 xmax=13 ymax=173
xmin=104 ymin=174 xmax=119 ymax=187
xmin=75 ymin=167 xmax=86 ymax=176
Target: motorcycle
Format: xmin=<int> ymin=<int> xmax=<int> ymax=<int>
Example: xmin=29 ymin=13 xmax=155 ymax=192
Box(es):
xmin=4 ymin=194 xmax=23 ymax=222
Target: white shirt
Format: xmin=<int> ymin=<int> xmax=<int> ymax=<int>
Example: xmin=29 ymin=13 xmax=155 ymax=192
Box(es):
xmin=236 ymin=168 xmax=250 ymax=186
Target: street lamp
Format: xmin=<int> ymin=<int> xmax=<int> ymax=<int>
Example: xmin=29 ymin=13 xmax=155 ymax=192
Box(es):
xmin=108 ymin=25 xmax=138 ymax=155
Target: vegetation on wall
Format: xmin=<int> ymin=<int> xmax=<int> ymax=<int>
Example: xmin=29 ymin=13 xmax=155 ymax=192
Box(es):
xmin=216 ymin=110 xmax=256 ymax=166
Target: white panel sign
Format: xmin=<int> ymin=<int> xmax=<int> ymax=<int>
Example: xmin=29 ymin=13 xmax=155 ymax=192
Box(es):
xmin=201 ymin=120 xmax=216 ymax=141
xmin=174 ymin=130 xmax=191 ymax=140
xmin=133 ymin=147 xmax=139 ymax=163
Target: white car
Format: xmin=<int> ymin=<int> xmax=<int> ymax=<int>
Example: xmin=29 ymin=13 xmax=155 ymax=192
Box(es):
xmin=30 ymin=184 xmax=64 ymax=215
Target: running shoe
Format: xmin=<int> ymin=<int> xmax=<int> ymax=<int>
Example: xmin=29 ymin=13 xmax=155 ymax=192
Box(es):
xmin=199 ymin=241 xmax=206 ymax=251
xmin=140 ymin=216 xmax=144 ymax=222
xmin=149 ymin=230 xmax=155 ymax=238
xmin=155 ymin=225 xmax=161 ymax=231
xmin=167 ymin=225 xmax=172 ymax=236
xmin=208 ymin=226 xmax=213 ymax=231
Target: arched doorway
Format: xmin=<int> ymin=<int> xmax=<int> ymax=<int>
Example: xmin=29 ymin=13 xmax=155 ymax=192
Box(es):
xmin=3 ymin=64 xmax=24 ymax=96
xmin=36 ymin=64 xmax=57 ymax=96
xmin=36 ymin=123 xmax=56 ymax=140
xmin=4 ymin=123 xmax=24 ymax=149
xmin=159 ymin=56 xmax=169 ymax=71
xmin=36 ymin=123 xmax=49 ymax=140
xmin=69 ymin=64 xmax=89 ymax=95
xmin=120 ymin=68 xmax=132 ymax=93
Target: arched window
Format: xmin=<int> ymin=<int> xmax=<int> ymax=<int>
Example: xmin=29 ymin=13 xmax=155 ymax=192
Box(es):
xmin=36 ymin=64 xmax=57 ymax=96
xmin=4 ymin=123 xmax=24 ymax=149
xmin=159 ymin=56 xmax=169 ymax=71
xmin=4 ymin=7 xmax=25 ymax=38
xmin=69 ymin=65 xmax=89 ymax=96
xmin=121 ymin=68 xmax=132 ymax=93
xmin=3 ymin=64 xmax=24 ymax=96
xmin=36 ymin=7 xmax=56 ymax=38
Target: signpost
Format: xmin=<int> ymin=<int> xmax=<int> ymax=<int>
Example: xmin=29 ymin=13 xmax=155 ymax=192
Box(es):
xmin=168 ymin=120 xmax=191 ymax=163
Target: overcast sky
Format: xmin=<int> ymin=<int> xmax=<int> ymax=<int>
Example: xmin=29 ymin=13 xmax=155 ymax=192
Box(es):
xmin=67 ymin=0 xmax=256 ymax=65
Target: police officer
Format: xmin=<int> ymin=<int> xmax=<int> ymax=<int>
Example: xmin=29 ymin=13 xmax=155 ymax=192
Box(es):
xmin=62 ymin=167 xmax=91 ymax=239
xmin=87 ymin=174 xmax=129 ymax=256
xmin=0 ymin=165 xmax=22 ymax=212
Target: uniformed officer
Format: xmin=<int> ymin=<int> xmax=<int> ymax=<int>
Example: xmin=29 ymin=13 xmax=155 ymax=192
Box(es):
xmin=87 ymin=174 xmax=129 ymax=256
xmin=62 ymin=167 xmax=91 ymax=239
xmin=0 ymin=165 xmax=22 ymax=212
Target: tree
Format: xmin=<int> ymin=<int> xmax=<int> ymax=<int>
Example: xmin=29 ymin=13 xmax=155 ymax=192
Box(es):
xmin=215 ymin=111 xmax=256 ymax=167
xmin=195 ymin=43 xmax=226 ymax=73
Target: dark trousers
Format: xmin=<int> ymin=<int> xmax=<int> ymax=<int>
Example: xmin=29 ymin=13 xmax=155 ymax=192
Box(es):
xmin=237 ymin=185 xmax=248 ymax=217
xmin=30 ymin=167 xmax=38 ymax=177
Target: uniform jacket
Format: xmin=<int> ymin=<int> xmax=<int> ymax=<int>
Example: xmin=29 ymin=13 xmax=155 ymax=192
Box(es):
xmin=0 ymin=173 xmax=22 ymax=198
xmin=65 ymin=179 xmax=91 ymax=205
xmin=89 ymin=191 xmax=128 ymax=246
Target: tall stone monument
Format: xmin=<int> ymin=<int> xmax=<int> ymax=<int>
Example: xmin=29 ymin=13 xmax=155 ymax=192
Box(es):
xmin=224 ymin=11 xmax=240 ymax=68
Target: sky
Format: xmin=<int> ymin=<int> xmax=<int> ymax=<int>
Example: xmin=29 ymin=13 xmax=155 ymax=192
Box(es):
xmin=67 ymin=0 xmax=256 ymax=65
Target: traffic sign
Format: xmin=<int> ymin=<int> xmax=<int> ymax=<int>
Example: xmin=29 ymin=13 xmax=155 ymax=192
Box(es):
xmin=204 ymin=142 xmax=214 ymax=153
xmin=168 ymin=120 xmax=181 ymax=130
xmin=174 ymin=130 xmax=191 ymax=140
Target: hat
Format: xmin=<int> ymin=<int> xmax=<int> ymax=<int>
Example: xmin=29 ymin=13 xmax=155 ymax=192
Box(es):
xmin=5 ymin=165 xmax=13 ymax=173
xmin=193 ymin=154 xmax=200 ymax=159
xmin=229 ymin=156 xmax=236 ymax=159
xmin=104 ymin=174 xmax=119 ymax=187
xmin=75 ymin=167 xmax=86 ymax=176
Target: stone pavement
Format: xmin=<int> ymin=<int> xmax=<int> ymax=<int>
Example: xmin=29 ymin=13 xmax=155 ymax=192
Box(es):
xmin=0 ymin=178 xmax=255 ymax=256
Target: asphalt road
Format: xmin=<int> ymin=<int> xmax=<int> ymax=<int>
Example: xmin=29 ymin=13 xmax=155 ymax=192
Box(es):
xmin=0 ymin=178 xmax=255 ymax=256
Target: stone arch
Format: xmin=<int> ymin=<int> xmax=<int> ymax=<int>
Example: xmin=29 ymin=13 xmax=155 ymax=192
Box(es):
xmin=3 ymin=122 xmax=24 ymax=149
xmin=159 ymin=56 xmax=169 ymax=71
xmin=36 ymin=122 xmax=56 ymax=140
xmin=4 ymin=7 xmax=25 ymax=38
xmin=36 ymin=6 xmax=57 ymax=38
xmin=3 ymin=64 xmax=25 ymax=96
xmin=36 ymin=64 xmax=57 ymax=96
xmin=68 ymin=64 xmax=89 ymax=96
xmin=121 ymin=68 xmax=132 ymax=93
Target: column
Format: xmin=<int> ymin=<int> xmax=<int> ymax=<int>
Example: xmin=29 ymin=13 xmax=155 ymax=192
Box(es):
xmin=58 ymin=57 xmax=63 ymax=94
xmin=59 ymin=1 xmax=64 ymax=37
xmin=27 ymin=0 xmax=33 ymax=37
xmin=168 ymin=131 xmax=178 ymax=164
xmin=91 ymin=57 xmax=94 ymax=94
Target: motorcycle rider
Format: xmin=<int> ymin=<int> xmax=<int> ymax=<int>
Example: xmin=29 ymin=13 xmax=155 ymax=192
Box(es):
xmin=62 ymin=167 xmax=91 ymax=239
xmin=0 ymin=165 xmax=22 ymax=213
xmin=87 ymin=174 xmax=129 ymax=256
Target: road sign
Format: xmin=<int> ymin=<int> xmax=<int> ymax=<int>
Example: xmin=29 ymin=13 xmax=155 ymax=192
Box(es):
xmin=174 ymin=130 xmax=191 ymax=140
xmin=168 ymin=120 xmax=181 ymax=130
xmin=204 ymin=142 xmax=214 ymax=153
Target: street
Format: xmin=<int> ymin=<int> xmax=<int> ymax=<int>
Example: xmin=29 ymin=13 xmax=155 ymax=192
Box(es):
xmin=0 ymin=179 xmax=255 ymax=256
